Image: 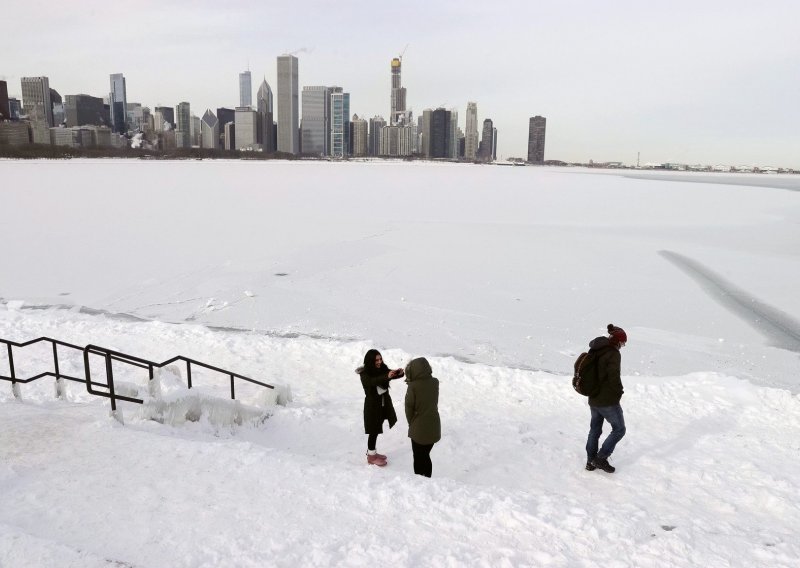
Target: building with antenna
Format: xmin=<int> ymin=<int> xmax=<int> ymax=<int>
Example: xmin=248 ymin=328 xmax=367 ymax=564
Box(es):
xmin=239 ymin=70 xmax=252 ymax=109
xmin=390 ymin=55 xmax=407 ymax=126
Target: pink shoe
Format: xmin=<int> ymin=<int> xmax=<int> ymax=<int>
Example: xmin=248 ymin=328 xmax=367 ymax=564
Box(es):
xmin=374 ymin=452 xmax=387 ymax=461
xmin=366 ymin=454 xmax=387 ymax=466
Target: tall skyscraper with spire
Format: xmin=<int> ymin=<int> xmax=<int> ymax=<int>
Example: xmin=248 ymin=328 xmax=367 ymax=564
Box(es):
xmin=390 ymin=57 xmax=407 ymax=125
xmin=239 ymin=70 xmax=252 ymax=108
xmin=277 ymin=54 xmax=299 ymax=154
xmin=257 ymin=79 xmax=275 ymax=153
xmin=465 ymin=102 xmax=479 ymax=161
xmin=109 ymin=73 xmax=127 ymax=134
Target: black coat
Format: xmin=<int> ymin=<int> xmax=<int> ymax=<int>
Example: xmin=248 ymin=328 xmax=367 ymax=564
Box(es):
xmin=587 ymin=336 xmax=624 ymax=407
xmin=360 ymin=369 xmax=398 ymax=435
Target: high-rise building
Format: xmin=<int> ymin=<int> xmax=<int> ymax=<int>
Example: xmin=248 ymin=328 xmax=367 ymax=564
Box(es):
xmin=352 ymin=115 xmax=368 ymax=157
xmin=527 ymin=115 xmax=546 ymax=164
xmin=224 ymin=121 xmax=235 ymax=150
xmin=479 ymin=118 xmax=494 ymax=162
xmin=216 ymin=107 xmax=235 ymax=148
xmin=428 ymin=108 xmax=450 ymax=158
xmin=390 ymin=57 xmax=408 ymax=126
xmin=154 ymin=106 xmax=175 ymax=129
xmin=368 ymin=115 xmax=386 ymax=156
xmin=109 ymin=73 xmax=127 ymax=133
xmin=330 ymin=87 xmax=350 ymax=158
xmin=201 ymin=109 xmax=219 ymax=149
xmin=492 ymin=127 xmax=497 ymax=160
xmin=0 ymin=121 xmax=30 ymax=145
xmin=277 ymin=54 xmax=299 ymax=154
xmin=65 ymin=94 xmax=107 ymax=127
xmin=191 ymin=115 xmax=201 ymax=147
xmin=50 ymin=89 xmax=64 ymax=126
xmin=8 ymin=98 xmax=22 ymax=120
xmin=234 ymin=107 xmax=258 ymax=150
xmin=126 ymin=102 xmax=145 ymax=131
xmin=0 ymin=80 xmax=9 ymax=120
xmin=465 ymin=102 xmax=478 ymax=161
xmin=21 ymin=76 xmax=53 ymax=127
xmin=175 ymin=102 xmax=191 ymax=148
xmin=448 ymin=109 xmax=459 ymax=159
xmin=301 ymin=86 xmax=330 ymax=156
xmin=257 ymin=79 xmax=275 ymax=153
xmin=239 ymin=70 xmax=252 ymax=108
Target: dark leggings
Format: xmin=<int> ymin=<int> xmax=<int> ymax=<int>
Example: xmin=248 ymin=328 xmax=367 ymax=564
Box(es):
xmin=367 ymin=433 xmax=378 ymax=451
xmin=411 ymin=440 xmax=435 ymax=477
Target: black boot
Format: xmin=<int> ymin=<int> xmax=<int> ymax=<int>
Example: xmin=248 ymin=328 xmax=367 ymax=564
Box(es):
xmin=585 ymin=458 xmax=597 ymax=471
xmin=591 ymin=456 xmax=616 ymax=473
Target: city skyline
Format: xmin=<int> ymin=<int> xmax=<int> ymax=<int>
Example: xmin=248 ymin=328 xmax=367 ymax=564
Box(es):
xmin=1 ymin=0 xmax=799 ymax=167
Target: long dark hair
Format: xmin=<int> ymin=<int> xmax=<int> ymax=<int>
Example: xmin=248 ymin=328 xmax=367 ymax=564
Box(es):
xmin=363 ymin=349 xmax=389 ymax=376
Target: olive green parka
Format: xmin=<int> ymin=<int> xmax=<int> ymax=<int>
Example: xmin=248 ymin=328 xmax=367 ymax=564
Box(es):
xmin=404 ymin=357 xmax=441 ymax=445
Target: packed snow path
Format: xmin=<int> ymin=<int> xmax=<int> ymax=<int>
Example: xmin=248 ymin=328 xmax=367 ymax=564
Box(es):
xmin=1 ymin=311 xmax=799 ymax=567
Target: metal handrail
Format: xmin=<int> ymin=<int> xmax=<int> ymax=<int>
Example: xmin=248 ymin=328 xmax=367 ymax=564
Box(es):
xmin=1 ymin=336 xmax=275 ymax=410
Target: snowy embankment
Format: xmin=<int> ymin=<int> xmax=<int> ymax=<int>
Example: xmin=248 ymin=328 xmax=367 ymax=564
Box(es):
xmin=2 ymin=310 xmax=799 ymax=567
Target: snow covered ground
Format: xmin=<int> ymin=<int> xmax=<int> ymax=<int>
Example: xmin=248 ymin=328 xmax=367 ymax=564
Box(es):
xmin=1 ymin=160 xmax=799 ymax=566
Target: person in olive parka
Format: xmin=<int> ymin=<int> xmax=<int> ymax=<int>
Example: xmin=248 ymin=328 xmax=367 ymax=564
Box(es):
xmin=358 ymin=349 xmax=404 ymax=467
xmin=585 ymin=324 xmax=628 ymax=474
xmin=404 ymin=357 xmax=441 ymax=478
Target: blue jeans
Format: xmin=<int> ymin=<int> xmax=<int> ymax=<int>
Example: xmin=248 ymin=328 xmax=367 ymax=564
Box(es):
xmin=586 ymin=404 xmax=626 ymax=461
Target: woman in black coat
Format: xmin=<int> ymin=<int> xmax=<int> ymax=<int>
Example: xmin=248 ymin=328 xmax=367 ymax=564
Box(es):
xmin=358 ymin=349 xmax=403 ymax=466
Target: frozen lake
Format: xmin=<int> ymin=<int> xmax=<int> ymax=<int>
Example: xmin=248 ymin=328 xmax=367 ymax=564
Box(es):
xmin=1 ymin=159 xmax=799 ymax=389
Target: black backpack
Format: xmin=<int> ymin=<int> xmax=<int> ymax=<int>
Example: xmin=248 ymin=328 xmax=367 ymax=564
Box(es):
xmin=572 ymin=351 xmax=601 ymax=397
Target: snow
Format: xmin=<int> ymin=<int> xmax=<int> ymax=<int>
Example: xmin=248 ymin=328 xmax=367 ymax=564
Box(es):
xmin=1 ymin=160 xmax=799 ymax=567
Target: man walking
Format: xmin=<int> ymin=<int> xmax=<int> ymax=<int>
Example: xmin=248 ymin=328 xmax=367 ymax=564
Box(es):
xmin=585 ymin=324 xmax=627 ymax=473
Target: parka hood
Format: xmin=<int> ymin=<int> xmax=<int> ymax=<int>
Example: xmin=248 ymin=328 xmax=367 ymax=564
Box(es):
xmin=404 ymin=357 xmax=433 ymax=382
xmin=589 ymin=336 xmax=613 ymax=351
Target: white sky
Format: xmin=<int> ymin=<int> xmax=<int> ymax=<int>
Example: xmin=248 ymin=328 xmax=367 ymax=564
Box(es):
xmin=2 ymin=0 xmax=799 ymax=166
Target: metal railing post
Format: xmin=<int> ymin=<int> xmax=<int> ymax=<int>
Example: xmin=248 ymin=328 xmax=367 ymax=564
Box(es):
xmin=52 ymin=342 xmax=60 ymax=380
xmin=7 ymin=344 xmax=15 ymax=383
xmin=187 ymin=361 xmax=192 ymax=389
xmin=230 ymin=373 xmax=235 ymax=400
xmin=105 ymin=352 xmax=116 ymax=412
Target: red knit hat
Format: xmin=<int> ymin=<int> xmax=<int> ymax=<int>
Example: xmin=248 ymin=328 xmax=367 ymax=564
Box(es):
xmin=607 ymin=324 xmax=627 ymax=345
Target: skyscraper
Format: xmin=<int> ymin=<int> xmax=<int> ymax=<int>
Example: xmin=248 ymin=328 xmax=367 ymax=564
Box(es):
xmin=465 ymin=102 xmax=479 ymax=161
xmin=0 ymin=80 xmax=9 ymax=120
xmin=352 ymin=114 xmax=368 ymax=157
xmin=239 ymin=70 xmax=252 ymax=108
xmin=65 ymin=94 xmax=107 ymax=127
xmin=429 ymin=108 xmax=450 ymax=158
xmin=330 ymin=87 xmax=350 ymax=158
xmin=527 ymin=115 xmax=546 ymax=164
xmin=201 ymin=109 xmax=219 ymax=149
xmin=390 ymin=57 xmax=407 ymax=125
xmin=479 ymin=118 xmax=494 ymax=162
xmin=109 ymin=73 xmax=127 ymax=134
xmin=20 ymin=76 xmax=53 ymax=127
xmin=257 ymin=79 xmax=275 ymax=153
xmin=301 ymin=85 xmax=330 ymax=156
xmin=277 ymin=54 xmax=299 ymax=154
xmin=154 ymin=106 xmax=175 ymax=129
xmin=448 ymin=109 xmax=459 ymax=159
xmin=368 ymin=116 xmax=386 ymax=156
xmin=234 ymin=107 xmax=258 ymax=150
xmin=175 ymin=102 xmax=191 ymax=148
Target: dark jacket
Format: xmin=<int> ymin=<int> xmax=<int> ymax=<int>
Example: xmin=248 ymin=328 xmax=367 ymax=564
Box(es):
xmin=360 ymin=368 xmax=398 ymax=435
xmin=404 ymin=357 xmax=441 ymax=445
xmin=587 ymin=336 xmax=624 ymax=407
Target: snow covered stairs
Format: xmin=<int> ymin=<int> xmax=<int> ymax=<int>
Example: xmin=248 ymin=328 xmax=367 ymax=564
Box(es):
xmin=0 ymin=335 xmax=291 ymax=425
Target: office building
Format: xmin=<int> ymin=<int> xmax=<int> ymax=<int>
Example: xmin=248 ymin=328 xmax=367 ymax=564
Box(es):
xmin=427 ymin=108 xmax=450 ymax=158
xmin=479 ymin=118 xmax=494 ymax=162
xmin=527 ymin=115 xmax=546 ymax=163
xmin=492 ymin=127 xmax=497 ymax=160
xmin=126 ymin=102 xmax=145 ymax=131
xmin=0 ymin=80 xmax=8 ymax=120
xmin=21 ymin=76 xmax=53 ymax=127
xmin=301 ymin=86 xmax=330 ymax=156
xmin=277 ymin=54 xmax=299 ymax=154
xmin=65 ymin=94 xmax=107 ymax=127
xmin=50 ymin=89 xmax=64 ymax=126
xmin=0 ymin=122 xmax=30 ymax=145
xmin=109 ymin=73 xmax=127 ymax=133
xmin=257 ymin=79 xmax=274 ymax=153
xmin=234 ymin=106 xmax=258 ymax=150
xmin=154 ymin=106 xmax=175 ymax=128
xmin=330 ymin=87 xmax=349 ymax=158
xmin=368 ymin=115 xmax=386 ymax=156
xmin=448 ymin=109 xmax=459 ymax=159
xmin=175 ymin=102 xmax=191 ymax=148
xmin=224 ymin=121 xmax=235 ymax=150
xmin=8 ymin=98 xmax=21 ymax=120
xmin=352 ymin=114 xmax=368 ymax=157
xmin=239 ymin=70 xmax=252 ymax=108
xmin=201 ymin=109 xmax=219 ymax=149
xmin=465 ymin=102 xmax=478 ymax=160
